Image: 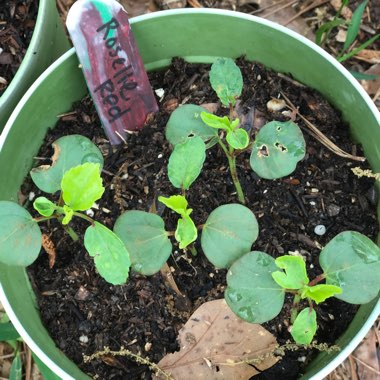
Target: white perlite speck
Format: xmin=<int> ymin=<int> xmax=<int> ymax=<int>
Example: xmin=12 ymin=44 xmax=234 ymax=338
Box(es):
xmin=314 ymin=225 xmax=326 ymax=236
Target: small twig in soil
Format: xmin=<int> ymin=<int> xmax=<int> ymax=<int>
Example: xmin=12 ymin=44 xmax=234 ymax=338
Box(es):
xmin=83 ymin=346 xmax=174 ymax=380
xmin=289 ymin=232 xmax=319 ymax=249
xmin=280 ymin=92 xmax=366 ymax=162
xmin=351 ymin=354 xmax=380 ymax=375
xmin=288 ymin=188 xmax=308 ymax=217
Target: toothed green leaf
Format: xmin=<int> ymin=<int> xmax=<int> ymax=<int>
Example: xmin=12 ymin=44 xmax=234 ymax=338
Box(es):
xmin=209 ymin=58 xmax=243 ymax=106
xmin=61 ymin=163 xmax=104 ymax=211
xmin=272 ymin=255 xmax=309 ymax=290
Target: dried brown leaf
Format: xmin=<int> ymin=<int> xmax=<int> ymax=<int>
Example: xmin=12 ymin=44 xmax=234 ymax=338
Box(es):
xmin=352 ymin=326 xmax=380 ymax=380
xmin=119 ymin=0 xmax=158 ymax=16
xmin=330 ymin=0 xmax=352 ymax=19
xmin=251 ymin=0 xmax=315 ymax=39
xmin=361 ymin=63 xmax=380 ymax=96
xmin=355 ymin=49 xmax=380 ymax=64
xmin=42 ymin=234 xmax=56 ymax=269
xmin=154 ymin=299 xmax=278 ymax=380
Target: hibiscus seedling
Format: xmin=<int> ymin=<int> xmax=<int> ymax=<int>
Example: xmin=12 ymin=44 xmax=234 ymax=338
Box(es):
xmin=165 ymin=58 xmax=306 ymax=203
xmin=225 ymin=231 xmax=380 ymax=344
xmin=113 ymin=195 xmax=196 ymax=275
xmin=114 ymin=199 xmax=260 ymax=276
xmin=0 ymin=135 xmax=131 ymax=285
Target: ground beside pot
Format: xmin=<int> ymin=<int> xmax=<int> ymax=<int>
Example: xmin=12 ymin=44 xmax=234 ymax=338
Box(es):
xmin=0 ymin=0 xmax=70 ymax=132
xmin=0 ymin=9 xmax=379 ymax=380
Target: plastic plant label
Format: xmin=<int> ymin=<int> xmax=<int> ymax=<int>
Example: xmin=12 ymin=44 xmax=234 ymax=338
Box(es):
xmin=66 ymin=0 xmax=158 ymax=145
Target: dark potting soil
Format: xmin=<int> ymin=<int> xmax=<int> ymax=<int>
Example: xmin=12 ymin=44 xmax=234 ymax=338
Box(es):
xmin=26 ymin=58 xmax=378 ymax=380
xmin=0 ymin=0 xmax=38 ymax=96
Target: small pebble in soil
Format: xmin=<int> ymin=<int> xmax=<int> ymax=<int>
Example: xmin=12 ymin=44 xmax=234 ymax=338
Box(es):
xmin=314 ymin=225 xmax=326 ymax=235
xmin=86 ymin=209 xmax=95 ymax=217
xmin=79 ymin=335 xmax=89 ymax=344
xmin=28 ymin=192 xmax=35 ymax=201
xmin=327 ymin=204 xmax=340 ymax=217
xmin=155 ymin=88 xmax=165 ymax=99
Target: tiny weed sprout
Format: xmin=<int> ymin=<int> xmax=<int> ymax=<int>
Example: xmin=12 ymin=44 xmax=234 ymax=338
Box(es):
xmin=0 ymin=135 xmax=131 ymax=285
xmin=225 ymin=231 xmax=380 ymax=344
xmin=166 ymin=58 xmax=306 ymax=204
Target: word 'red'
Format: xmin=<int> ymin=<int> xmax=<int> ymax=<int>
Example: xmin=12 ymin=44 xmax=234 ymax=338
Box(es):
xmin=95 ymin=18 xmax=136 ymax=124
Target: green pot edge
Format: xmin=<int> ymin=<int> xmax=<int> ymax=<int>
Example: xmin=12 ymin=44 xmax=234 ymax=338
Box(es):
xmin=0 ymin=9 xmax=379 ymax=380
xmin=0 ymin=0 xmax=71 ymax=131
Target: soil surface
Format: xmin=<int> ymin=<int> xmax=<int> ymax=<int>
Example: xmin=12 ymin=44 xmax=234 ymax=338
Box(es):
xmin=26 ymin=58 xmax=378 ymax=380
xmin=0 ymin=0 xmax=38 ymax=96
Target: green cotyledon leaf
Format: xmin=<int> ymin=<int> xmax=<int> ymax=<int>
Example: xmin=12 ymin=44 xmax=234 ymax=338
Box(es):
xmin=201 ymin=204 xmax=259 ymax=268
xmin=291 ymin=308 xmax=317 ymax=345
xmin=250 ymin=121 xmax=305 ymax=179
xmin=209 ymin=58 xmax=243 ymax=107
xmin=61 ymin=162 xmax=104 ymax=211
xmin=0 ymin=201 xmax=41 ymax=266
xmin=84 ymin=222 xmax=130 ymax=285
xmin=272 ymin=255 xmax=309 ymax=290
xmin=30 ymin=134 xmax=104 ymax=193
xmin=114 ymin=210 xmax=172 ymax=275
xmin=166 ymin=104 xmax=218 ymax=145
xmin=319 ymin=231 xmax=380 ymax=304
xmin=225 ymin=251 xmax=284 ymax=323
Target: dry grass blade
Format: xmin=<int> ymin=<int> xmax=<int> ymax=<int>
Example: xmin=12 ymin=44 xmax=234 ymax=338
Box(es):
xmin=160 ymin=263 xmax=183 ymax=296
xmin=24 ymin=343 xmax=32 ymax=380
xmin=280 ymin=92 xmax=366 ymax=162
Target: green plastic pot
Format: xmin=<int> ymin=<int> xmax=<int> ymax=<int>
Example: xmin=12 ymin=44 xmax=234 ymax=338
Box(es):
xmin=0 ymin=9 xmax=379 ymax=380
xmin=0 ymin=0 xmax=70 ymax=132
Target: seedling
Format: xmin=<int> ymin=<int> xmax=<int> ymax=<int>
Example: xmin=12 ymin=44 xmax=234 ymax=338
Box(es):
xmin=114 ymin=199 xmax=259 ymax=275
xmin=225 ymin=231 xmax=380 ymax=344
xmin=165 ymin=58 xmax=306 ymax=203
xmin=0 ymin=135 xmax=130 ymax=285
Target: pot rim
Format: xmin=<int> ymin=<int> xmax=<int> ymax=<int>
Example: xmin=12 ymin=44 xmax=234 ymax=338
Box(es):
xmin=0 ymin=8 xmax=379 ymax=380
xmin=0 ymin=0 xmax=49 ymax=107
